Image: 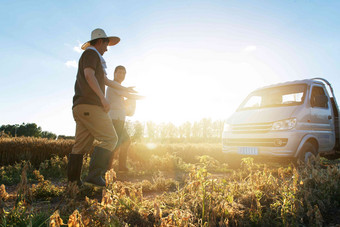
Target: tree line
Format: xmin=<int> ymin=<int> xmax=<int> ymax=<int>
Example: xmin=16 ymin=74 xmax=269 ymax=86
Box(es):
xmin=0 ymin=123 xmax=57 ymax=139
xmin=1 ymin=118 xmax=225 ymax=143
xmin=125 ymin=118 xmax=224 ymax=143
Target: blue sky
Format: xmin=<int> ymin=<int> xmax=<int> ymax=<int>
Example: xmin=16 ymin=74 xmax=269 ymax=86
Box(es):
xmin=1 ymin=0 xmax=340 ymax=136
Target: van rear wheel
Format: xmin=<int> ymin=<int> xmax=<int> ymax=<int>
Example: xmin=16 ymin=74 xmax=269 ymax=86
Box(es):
xmin=296 ymin=142 xmax=317 ymax=165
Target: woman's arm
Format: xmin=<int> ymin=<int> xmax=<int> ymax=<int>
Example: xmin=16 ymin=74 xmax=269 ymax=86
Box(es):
xmin=104 ymin=75 xmax=137 ymax=93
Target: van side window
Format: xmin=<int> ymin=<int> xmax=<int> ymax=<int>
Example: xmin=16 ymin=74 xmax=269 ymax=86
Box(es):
xmin=311 ymin=86 xmax=328 ymax=108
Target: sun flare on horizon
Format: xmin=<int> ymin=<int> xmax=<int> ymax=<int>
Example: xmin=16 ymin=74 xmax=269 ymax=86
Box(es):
xmin=124 ymin=47 xmax=282 ymax=125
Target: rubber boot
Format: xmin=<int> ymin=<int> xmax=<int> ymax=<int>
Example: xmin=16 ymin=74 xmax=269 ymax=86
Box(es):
xmin=67 ymin=153 xmax=83 ymax=187
xmin=85 ymin=147 xmax=112 ymax=187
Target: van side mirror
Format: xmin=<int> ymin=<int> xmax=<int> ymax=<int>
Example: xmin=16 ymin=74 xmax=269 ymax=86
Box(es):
xmin=312 ymin=95 xmax=328 ymax=107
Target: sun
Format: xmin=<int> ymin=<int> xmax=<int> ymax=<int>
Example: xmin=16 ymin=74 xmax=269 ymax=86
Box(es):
xmin=124 ymin=47 xmax=282 ymax=125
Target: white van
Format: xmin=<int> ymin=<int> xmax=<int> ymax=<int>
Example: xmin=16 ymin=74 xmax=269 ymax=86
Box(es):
xmin=222 ymin=78 xmax=340 ymax=163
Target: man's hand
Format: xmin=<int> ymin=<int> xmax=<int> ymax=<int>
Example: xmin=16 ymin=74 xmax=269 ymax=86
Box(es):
xmin=127 ymin=86 xmax=137 ymax=93
xmin=101 ymin=97 xmax=111 ymax=113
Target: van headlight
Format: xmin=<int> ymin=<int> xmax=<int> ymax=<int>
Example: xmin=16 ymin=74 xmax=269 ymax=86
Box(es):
xmin=272 ymin=118 xmax=297 ymax=131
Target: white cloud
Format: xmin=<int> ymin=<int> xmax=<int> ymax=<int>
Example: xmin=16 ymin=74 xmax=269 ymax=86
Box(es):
xmin=73 ymin=41 xmax=82 ymax=53
xmin=243 ymin=45 xmax=257 ymax=52
xmin=65 ymin=60 xmax=77 ymax=68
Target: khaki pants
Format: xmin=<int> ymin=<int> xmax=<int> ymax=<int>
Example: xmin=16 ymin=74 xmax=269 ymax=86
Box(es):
xmin=72 ymin=104 xmax=118 ymax=154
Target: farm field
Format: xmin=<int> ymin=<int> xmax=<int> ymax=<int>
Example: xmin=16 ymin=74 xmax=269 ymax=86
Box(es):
xmin=0 ymin=138 xmax=340 ymax=226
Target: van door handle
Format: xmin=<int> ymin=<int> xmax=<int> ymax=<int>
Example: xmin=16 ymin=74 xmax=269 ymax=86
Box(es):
xmin=328 ymin=115 xmax=332 ymax=120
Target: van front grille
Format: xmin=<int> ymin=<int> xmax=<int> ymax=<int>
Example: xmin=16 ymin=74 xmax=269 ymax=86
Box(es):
xmin=231 ymin=123 xmax=273 ymax=133
xmin=223 ymin=138 xmax=288 ymax=147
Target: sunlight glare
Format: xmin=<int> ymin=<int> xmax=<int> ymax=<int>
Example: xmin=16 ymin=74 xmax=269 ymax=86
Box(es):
xmin=146 ymin=142 xmax=157 ymax=150
xmin=127 ymin=47 xmax=281 ymax=125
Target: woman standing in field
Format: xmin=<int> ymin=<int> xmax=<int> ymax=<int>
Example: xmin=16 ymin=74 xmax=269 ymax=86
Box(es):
xmin=106 ymin=65 xmax=144 ymax=171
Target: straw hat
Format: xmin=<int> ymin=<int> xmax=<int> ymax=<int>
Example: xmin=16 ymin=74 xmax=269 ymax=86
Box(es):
xmin=81 ymin=28 xmax=120 ymax=50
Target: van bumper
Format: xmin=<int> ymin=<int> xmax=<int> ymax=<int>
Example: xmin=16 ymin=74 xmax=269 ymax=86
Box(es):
xmin=222 ymin=130 xmax=305 ymax=158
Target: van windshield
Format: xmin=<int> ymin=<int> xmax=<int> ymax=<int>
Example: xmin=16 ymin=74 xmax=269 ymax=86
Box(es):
xmin=238 ymin=84 xmax=307 ymax=110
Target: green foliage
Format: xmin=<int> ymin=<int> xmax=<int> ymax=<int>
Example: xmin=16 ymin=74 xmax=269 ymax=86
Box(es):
xmin=0 ymin=201 xmax=51 ymax=227
xmin=57 ymin=135 xmax=75 ymax=140
xmin=0 ymin=123 xmax=42 ymax=138
xmin=38 ymin=155 xmax=68 ymax=180
xmin=0 ymin=155 xmax=67 ymax=185
xmin=31 ymin=170 xmax=63 ymax=200
xmin=0 ymin=161 xmax=36 ymax=185
xmin=41 ymin=131 xmax=57 ymax=140
xmin=0 ymin=123 xmax=57 ymax=140
xmin=1 ymin=201 xmax=32 ymax=227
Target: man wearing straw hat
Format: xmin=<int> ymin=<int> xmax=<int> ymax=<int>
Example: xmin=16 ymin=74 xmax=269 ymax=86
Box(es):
xmin=68 ymin=28 xmax=135 ymax=187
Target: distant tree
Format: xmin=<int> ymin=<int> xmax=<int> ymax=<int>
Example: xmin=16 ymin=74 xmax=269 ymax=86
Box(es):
xmin=124 ymin=120 xmax=134 ymax=137
xmin=0 ymin=130 xmax=11 ymax=138
xmin=159 ymin=123 xmax=168 ymax=139
xmin=146 ymin=121 xmax=157 ymax=140
xmin=178 ymin=124 xmax=186 ymax=139
xmin=57 ymin=135 xmax=75 ymax=140
xmin=0 ymin=123 xmax=48 ymax=138
xmin=124 ymin=120 xmax=145 ymax=141
xmin=182 ymin=121 xmax=192 ymax=139
xmin=0 ymin=124 xmax=19 ymax=137
xmin=17 ymin=123 xmax=42 ymax=137
xmin=192 ymin=122 xmax=201 ymax=138
xmin=157 ymin=122 xmax=178 ymax=139
xmin=166 ymin=122 xmax=177 ymax=138
xmin=41 ymin=131 xmax=57 ymax=140
xmin=132 ymin=121 xmax=144 ymax=141
xmin=213 ymin=120 xmax=224 ymax=139
xmin=200 ymin=118 xmax=213 ymax=139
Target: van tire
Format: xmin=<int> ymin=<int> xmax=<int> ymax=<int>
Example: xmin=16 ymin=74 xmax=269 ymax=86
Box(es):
xmin=296 ymin=142 xmax=317 ymax=165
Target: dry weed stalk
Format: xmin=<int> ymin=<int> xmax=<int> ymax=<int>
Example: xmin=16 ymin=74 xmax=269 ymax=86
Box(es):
xmin=105 ymin=168 xmax=117 ymax=188
xmin=16 ymin=163 xmax=32 ymax=205
xmin=49 ymin=210 xmax=64 ymax=227
xmin=67 ymin=209 xmax=84 ymax=227
xmin=154 ymin=202 xmax=162 ymax=221
xmin=65 ymin=182 xmax=80 ymax=199
xmin=0 ymin=184 xmax=8 ymax=201
xmin=101 ymin=189 xmax=114 ymax=207
xmin=0 ymin=184 xmax=7 ymax=217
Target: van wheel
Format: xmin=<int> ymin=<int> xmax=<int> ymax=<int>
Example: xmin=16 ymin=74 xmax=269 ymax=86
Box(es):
xmin=297 ymin=142 xmax=317 ymax=165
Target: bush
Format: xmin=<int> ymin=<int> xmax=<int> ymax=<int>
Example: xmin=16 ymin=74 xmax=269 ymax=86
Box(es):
xmin=38 ymin=155 xmax=68 ymax=180
xmin=0 ymin=161 xmax=35 ymax=185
